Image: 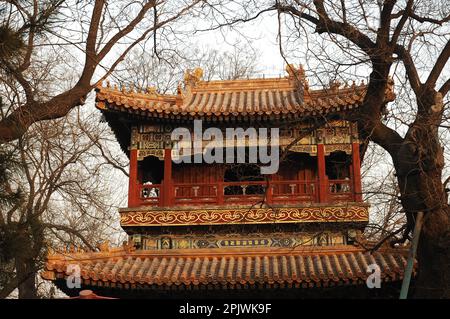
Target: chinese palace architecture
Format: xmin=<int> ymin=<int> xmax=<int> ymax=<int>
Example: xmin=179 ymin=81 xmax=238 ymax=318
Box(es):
xmin=42 ymin=65 xmax=414 ymax=298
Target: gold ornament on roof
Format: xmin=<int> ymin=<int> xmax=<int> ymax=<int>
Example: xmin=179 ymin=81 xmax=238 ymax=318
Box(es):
xmin=98 ymin=241 xmax=110 ymax=252
xmin=146 ymin=86 xmax=158 ymax=97
xmin=47 ymin=247 xmax=56 ymax=256
xmin=285 ymin=64 xmax=305 ymax=80
xmin=123 ymin=240 xmax=136 ymax=253
xmin=182 ymin=67 xmax=204 ymax=99
xmin=286 ymin=64 xmax=307 ymax=91
xmin=304 ymin=78 xmax=310 ymax=91
xmin=329 ymin=80 xmax=342 ymax=92
xmin=184 ymin=67 xmax=203 ymax=88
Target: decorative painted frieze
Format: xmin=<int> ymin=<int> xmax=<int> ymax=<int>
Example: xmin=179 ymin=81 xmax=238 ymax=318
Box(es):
xmin=120 ymin=205 xmax=369 ymax=227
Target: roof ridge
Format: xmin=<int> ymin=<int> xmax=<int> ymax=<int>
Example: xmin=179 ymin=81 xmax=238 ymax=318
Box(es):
xmin=46 ymin=244 xmax=410 ymax=261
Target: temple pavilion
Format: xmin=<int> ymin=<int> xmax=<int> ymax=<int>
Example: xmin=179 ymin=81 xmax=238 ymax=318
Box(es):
xmin=42 ymin=65 xmax=412 ymax=298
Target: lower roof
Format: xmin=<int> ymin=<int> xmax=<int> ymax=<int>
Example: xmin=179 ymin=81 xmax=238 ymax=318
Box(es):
xmin=42 ymin=244 xmax=413 ymax=290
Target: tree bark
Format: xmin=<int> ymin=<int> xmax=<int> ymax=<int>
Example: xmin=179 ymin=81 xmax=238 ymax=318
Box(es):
xmin=415 ymin=228 xmax=450 ymax=298
xmin=357 ymin=72 xmax=450 ymax=297
xmin=392 ymin=91 xmax=450 ymax=298
xmin=15 ymin=256 xmax=37 ymax=299
xmin=395 ymin=153 xmax=450 ymax=298
xmin=12 ymin=220 xmax=43 ymax=299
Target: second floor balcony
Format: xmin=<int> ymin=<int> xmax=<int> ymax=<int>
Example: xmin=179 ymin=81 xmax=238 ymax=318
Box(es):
xmin=126 ymin=143 xmax=363 ymax=209
xmin=129 ymin=177 xmax=358 ymax=208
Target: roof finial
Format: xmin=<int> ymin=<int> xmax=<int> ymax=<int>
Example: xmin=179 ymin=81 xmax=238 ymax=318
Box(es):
xmin=329 ymin=80 xmax=341 ymax=92
xmin=285 ymin=64 xmax=304 ymax=80
xmin=304 ymin=78 xmax=309 ymax=91
xmin=286 ymin=64 xmax=306 ymax=90
xmin=47 ymin=247 xmax=56 ymax=256
xmin=98 ymin=241 xmax=110 ymax=252
xmin=184 ymin=68 xmax=203 ymax=88
xmin=123 ymin=240 xmax=136 ymax=253
xmin=146 ymin=86 xmax=158 ymax=97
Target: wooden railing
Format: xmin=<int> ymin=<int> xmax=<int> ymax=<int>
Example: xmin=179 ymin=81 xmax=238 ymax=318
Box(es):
xmin=138 ymin=183 xmax=162 ymax=206
xmin=328 ymin=179 xmax=353 ymax=202
xmin=222 ymin=181 xmax=270 ymax=204
xmin=133 ymin=179 xmax=357 ymax=207
xmin=174 ymin=183 xmax=218 ymax=205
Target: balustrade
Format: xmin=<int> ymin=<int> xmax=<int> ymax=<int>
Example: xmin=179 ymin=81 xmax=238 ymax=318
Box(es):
xmin=131 ymin=178 xmax=358 ymax=207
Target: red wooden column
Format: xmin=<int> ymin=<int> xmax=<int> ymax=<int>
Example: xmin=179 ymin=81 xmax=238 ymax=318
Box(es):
xmin=163 ymin=148 xmax=173 ymax=206
xmin=352 ymin=142 xmax=363 ymax=201
xmin=128 ymin=149 xmax=139 ymax=207
xmin=266 ymin=180 xmax=273 ymax=205
xmin=317 ymin=144 xmax=328 ymax=203
xmin=217 ymin=181 xmax=224 ymax=205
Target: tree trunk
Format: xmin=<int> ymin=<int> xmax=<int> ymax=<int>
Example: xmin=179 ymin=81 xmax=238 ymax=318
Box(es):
xmin=13 ymin=220 xmax=43 ymax=299
xmin=415 ymin=227 xmax=450 ymax=298
xmin=393 ymin=95 xmax=450 ymax=298
xmin=15 ymin=255 xmax=37 ymax=299
xmin=396 ymin=166 xmax=450 ymax=298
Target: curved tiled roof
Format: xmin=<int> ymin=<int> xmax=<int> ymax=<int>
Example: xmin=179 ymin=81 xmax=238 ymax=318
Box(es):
xmin=95 ymin=66 xmax=391 ymax=122
xmin=42 ymin=245 xmax=413 ymax=290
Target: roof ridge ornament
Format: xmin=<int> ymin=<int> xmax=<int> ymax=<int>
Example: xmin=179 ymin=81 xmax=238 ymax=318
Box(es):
xmin=286 ymin=64 xmax=305 ymax=81
xmin=98 ymin=240 xmax=110 ymax=252
xmin=123 ymin=240 xmax=136 ymax=253
xmin=329 ymin=80 xmax=342 ymax=92
xmin=146 ymin=86 xmax=158 ymax=97
xmin=285 ymin=64 xmax=306 ymax=94
xmin=184 ymin=67 xmax=203 ymax=88
xmin=182 ymin=67 xmax=203 ymax=99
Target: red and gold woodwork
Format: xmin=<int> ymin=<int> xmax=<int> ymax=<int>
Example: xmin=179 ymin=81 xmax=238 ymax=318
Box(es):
xmin=119 ymin=205 xmax=369 ymax=227
xmin=127 ymin=120 xmax=363 ymax=209
xmin=42 ymin=65 xmax=397 ymax=297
